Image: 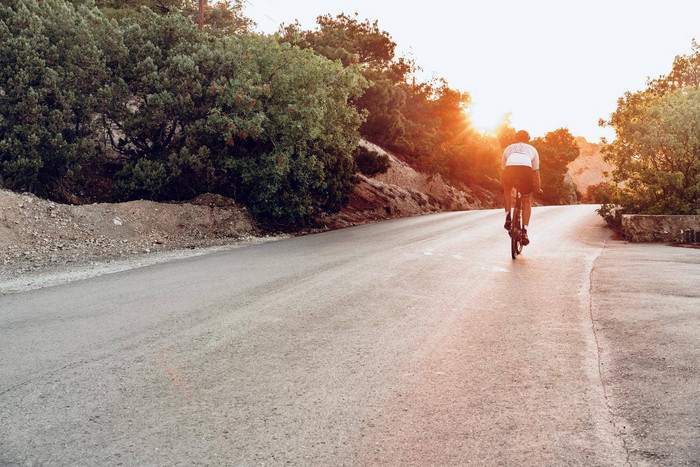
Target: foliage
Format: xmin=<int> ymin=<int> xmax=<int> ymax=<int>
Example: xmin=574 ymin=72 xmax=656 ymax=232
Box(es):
xmin=646 ymin=39 xmax=700 ymax=95
xmin=99 ymin=9 xmax=365 ymax=223
xmin=596 ymin=201 xmax=623 ymax=229
xmin=587 ymin=181 xmax=614 ymax=204
xmin=277 ymin=14 xmax=411 ymax=147
xmin=276 ymin=13 xmax=502 ymax=188
xmin=531 ymin=128 xmax=580 ymax=205
xmin=601 ymin=40 xmax=700 ymax=216
xmin=494 ymin=116 xmax=517 ymax=149
xmin=277 ymin=13 xmax=411 ymax=78
xmin=70 ymin=0 xmax=254 ymax=32
xmin=602 ymin=87 xmax=700 ymax=215
xmin=1 ymin=0 xmax=366 ymax=226
xmin=0 ymin=0 xmax=111 ymax=195
xmin=589 ymin=181 xmax=622 ymax=228
xmin=353 ymin=146 xmax=390 ymax=176
xmin=396 ymin=80 xmax=498 ymax=182
xmin=355 ymin=71 xmax=406 ymax=146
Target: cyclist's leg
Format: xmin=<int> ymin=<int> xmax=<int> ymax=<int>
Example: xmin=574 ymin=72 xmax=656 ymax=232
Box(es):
xmin=520 ymin=168 xmax=534 ymax=228
xmin=514 ymin=166 xmax=533 ymax=241
xmin=522 ymin=194 xmax=532 ymax=226
xmin=503 ymin=184 xmax=513 ymax=213
xmin=502 ymin=167 xmax=515 ymax=215
xmin=503 ymin=183 xmax=514 ymax=230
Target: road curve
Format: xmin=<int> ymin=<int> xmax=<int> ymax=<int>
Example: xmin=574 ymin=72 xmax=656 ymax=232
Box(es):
xmin=0 ymin=206 xmax=673 ymax=464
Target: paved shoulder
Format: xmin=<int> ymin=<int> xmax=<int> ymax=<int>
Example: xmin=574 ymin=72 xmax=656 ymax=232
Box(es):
xmin=591 ymin=241 xmax=700 ymax=464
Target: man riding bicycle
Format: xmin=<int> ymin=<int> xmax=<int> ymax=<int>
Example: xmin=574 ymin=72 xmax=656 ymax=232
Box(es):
xmin=501 ymin=130 xmax=541 ymax=246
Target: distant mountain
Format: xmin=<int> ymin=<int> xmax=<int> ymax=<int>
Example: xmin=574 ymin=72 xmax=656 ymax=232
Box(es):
xmin=568 ymin=137 xmax=614 ymax=202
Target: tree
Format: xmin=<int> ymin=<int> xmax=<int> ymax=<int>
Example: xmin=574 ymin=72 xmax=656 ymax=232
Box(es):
xmin=494 ymin=116 xmax=516 ymax=149
xmin=602 ymin=87 xmax=700 ymax=215
xmin=2 ymin=0 xmax=365 ymax=225
xmin=0 ymin=0 xmax=111 ymax=197
xmin=646 ymin=39 xmax=700 ymax=96
xmin=73 ymin=0 xmax=254 ymax=32
xmin=277 ymin=14 xmax=412 ymax=148
xmin=97 ymin=8 xmax=366 ymax=223
xmin=275 ymin=13 xmax=503 ymax=188
xmin=600 ymin=39 xmax=700 ymax=220
xmin=277 ymin=13 xmax=410 ymax=77
xmin=531 ymin=128 xmax=580 ymax=205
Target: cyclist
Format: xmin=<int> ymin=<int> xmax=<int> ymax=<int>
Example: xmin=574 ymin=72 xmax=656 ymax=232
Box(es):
xmin=501 ymin=130 xmax=541 ymax=246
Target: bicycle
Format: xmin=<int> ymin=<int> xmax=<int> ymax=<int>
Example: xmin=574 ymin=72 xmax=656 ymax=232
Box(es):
xmin=509 ymin=189 xmax=524 ymax=259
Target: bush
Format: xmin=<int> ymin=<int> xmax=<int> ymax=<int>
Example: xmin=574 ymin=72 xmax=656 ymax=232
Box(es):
xmin=601 ymin=41 xmax=700 ymax=217
xmin=98 ymin=10 xmax=368 ymax=224
xmin=354 ymin=146 xmax=390 ymax=176
xmin=596 ymin=203 xmax=623 ymax=229
xmin=0 ymin=0 xmax=111 ymax=197
xmin=587 ymin=182 xmax=614 ymax=204
xmin=2 ymin=0 xmax=367 ymax=226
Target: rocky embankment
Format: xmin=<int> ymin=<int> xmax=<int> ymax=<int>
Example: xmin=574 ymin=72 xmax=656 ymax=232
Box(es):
xmin=1 ymin=141 xmax=496 ymax=292
xmin=318 ymin=141 xmax=497 ymax=228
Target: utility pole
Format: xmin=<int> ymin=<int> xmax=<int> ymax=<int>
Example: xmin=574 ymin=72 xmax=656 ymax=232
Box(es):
xmin=198 ymin=0 xmax=204 ymax=29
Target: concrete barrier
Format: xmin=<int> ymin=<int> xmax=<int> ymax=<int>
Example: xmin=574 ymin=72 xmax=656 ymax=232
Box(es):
xmin=621 ymin=214 xmax=700 ymax=242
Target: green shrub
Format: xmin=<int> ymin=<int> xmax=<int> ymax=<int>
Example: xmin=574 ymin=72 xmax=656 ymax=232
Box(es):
xmin=601 ymin=41 xmax=700 ymax=217
xmin=1 ymin=0 xmax=367 ymax=225
xmin=0 ymin=0 xmax=110 ymax=196
xmin=596 ymin=203 xmax=623 ymax=229
xmin=354 ymin=146 xmax=390 ymax=176
xmin=96 ymin=10 xmax=367 ymax=224
xmin=587 ymin=182 xmax=614 ymax=204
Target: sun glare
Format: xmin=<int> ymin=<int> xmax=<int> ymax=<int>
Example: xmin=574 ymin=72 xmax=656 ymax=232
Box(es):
xmin=466 ymin=102 xmax=507 ymax=134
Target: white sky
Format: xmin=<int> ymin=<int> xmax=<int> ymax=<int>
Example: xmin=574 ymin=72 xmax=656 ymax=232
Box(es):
xmin=243 ymin=0 xmax=700 ymax=142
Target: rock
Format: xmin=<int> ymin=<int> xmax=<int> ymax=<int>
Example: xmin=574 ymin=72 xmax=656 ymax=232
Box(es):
xmin=562 ymin=173 xmax=578 ymax=205
xmin=621 ymin=214 xmax=700 ymax=242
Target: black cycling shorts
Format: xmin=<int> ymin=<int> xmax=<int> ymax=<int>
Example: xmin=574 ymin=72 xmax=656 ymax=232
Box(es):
xmin=503 ymin=165 xmax=534 ymax=195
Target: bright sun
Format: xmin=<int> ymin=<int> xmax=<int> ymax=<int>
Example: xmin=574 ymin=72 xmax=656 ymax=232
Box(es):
xmin=466 ymin=102 xmax=508 ymax=134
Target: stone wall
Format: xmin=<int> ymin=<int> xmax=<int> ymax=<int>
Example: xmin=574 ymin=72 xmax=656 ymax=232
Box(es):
xmin=621 ymin=214 xmax=700 ymax=242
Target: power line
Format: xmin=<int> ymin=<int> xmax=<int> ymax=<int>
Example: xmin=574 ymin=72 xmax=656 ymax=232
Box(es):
xmin=243 ymin=0 xmax=282 ymax=31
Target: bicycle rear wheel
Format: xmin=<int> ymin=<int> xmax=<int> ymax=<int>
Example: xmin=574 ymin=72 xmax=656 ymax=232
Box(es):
xmin=510 ymin=209 xmax=520 ymax=259
xmin=510 ymin=197 xmax=523 ymax=258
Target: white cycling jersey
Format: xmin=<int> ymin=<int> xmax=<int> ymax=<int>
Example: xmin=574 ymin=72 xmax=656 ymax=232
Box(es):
xmin=502 ymin=142 xmax=540 ymax=170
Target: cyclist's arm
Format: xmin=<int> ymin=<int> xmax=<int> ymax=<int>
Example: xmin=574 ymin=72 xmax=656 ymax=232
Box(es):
xmin=533 ymin=170 xmax=541 ymax=192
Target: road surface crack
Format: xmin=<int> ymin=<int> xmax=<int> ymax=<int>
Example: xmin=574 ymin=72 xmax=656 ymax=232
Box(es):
xmin=588 ymin=241 xmax=632 ymax=466
xmin=0 ymin=360 xmax=84 ymax=397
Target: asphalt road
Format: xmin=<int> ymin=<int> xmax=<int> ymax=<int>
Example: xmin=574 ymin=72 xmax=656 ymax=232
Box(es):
xmin=1 ymin=205 xmax=698 ymax=465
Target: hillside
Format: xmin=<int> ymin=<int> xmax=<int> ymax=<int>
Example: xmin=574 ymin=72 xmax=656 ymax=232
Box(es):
xmin=568 ymin=137 xmax=614 ymax=201
xmin=318 ymin=141 xmax=498 ymax=228
xmin=1 ymin=140 xmax=496 ymax=292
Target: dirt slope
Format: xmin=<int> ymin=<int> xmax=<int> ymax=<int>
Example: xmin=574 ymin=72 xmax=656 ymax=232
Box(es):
xmin=318 ymin=141 xmax=497 ymax=228
xmin=0 ymin=192 xmax=260 ymax=280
